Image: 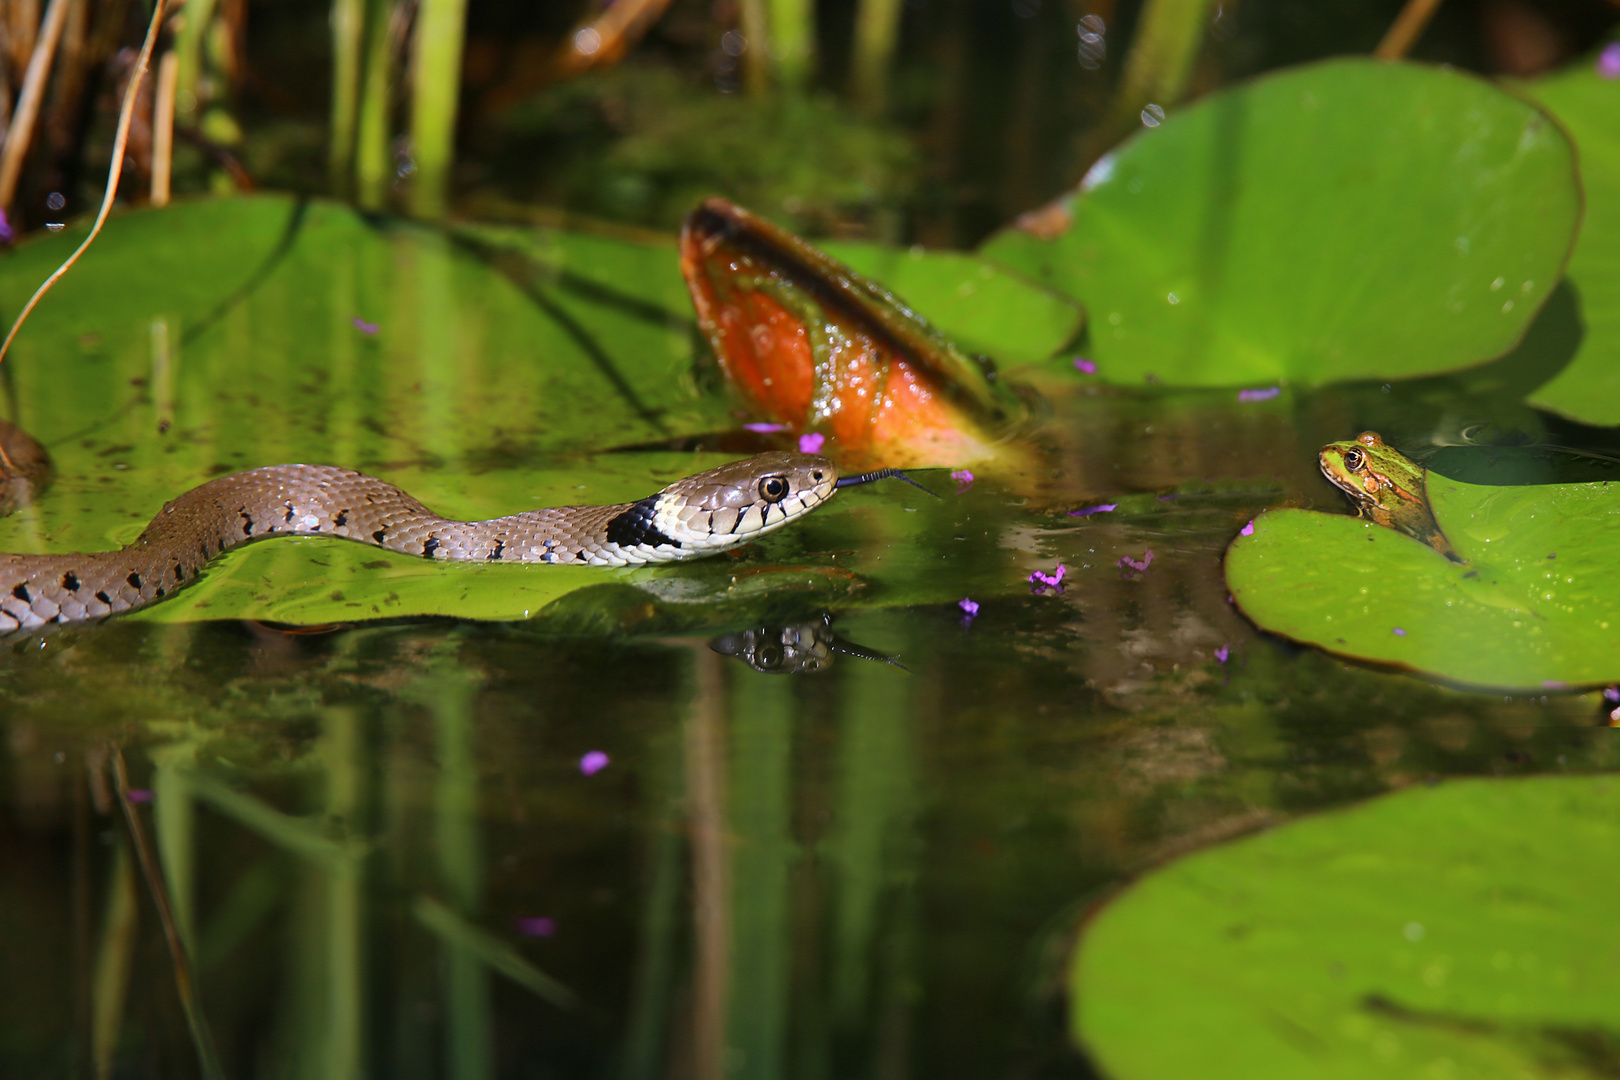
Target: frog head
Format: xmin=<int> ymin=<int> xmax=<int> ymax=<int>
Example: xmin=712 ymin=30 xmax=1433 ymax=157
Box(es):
xmin=1319 ymin=431 xmax=1460 ymax=561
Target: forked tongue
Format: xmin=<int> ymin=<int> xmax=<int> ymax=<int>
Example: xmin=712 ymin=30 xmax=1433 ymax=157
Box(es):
xmin=834 ymin=469 xmax=938 ymax=497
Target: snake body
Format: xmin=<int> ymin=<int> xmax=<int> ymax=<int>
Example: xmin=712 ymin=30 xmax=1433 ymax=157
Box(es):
xmin=0 ymin=446 xmax=839 ymax=632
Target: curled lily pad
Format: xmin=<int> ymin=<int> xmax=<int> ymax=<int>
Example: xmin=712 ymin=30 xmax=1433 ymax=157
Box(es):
xmin=979 ymin=59 xmax=1579 ymax=388
xmin=1225 ymin=473 xmax=1620 ymax=689
xmin=680 ymin=198 xmax=1028 ymax=469
xmin=1073 ymin=775 xmax=1620 ymax=1080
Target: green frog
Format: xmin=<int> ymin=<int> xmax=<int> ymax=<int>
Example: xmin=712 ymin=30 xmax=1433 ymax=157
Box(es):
xmin=1318 ymin=431 xmax=1461 ymax=562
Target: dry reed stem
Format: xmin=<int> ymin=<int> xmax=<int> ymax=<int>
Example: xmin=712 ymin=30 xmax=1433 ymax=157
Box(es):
xmin=1375 ymin=0 xmax=1445 ymax=60
xmin=0 ymin=0 xmax=168 ymax=367
xmin=0 ymin=0 xmax=71 ymax=210
xmin=152 ymin=51 xmax=178 ymax=206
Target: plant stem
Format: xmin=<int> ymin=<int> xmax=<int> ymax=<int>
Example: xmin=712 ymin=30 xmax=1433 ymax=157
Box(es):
xmin=408 ymin=0 xmax=466 ymax=219
xmin=0 ymin=0 xmax=70 ymax=211
xmin=769 ymin=0 xmax=813 ymax=92
xmin=1110 ymin=0 xmax=1212 ymax=129
xmin=172 ymin=0 xmax=218 ymax=126
xmin=0 ymin=0 xmax=167 ymax=366
xmin=329 ymin=0 xmax=364 ymax=193
xmin=1375 ymin=0 xmax=1444 ymax=60
xmin=851 ymin=0 xmax=902 ymax=116
xmin=738 ymin=0 xmax=771 ymax=94
xmin=112 ymin=746 xmax=225 ymax=1080
xmin=151 ymin=51 xmax=178 ymax=207
xmin=354 ymin=0 xmax=395 ymax=211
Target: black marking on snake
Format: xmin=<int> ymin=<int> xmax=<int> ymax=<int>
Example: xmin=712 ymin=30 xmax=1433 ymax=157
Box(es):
xmin=242 ymin=513 xmax=254 ymax=536
xmin=284 ymin=503 xmax=295 ymax=524
xmin=95 ymin=590 xmax=112 ymax=606
xmin=488 ymin=539 xmax=504 ymax=561
xmin=174 ymin=564 xmax=184 ymax=582
xmin=60 ymin=572 xmax=79 ymax=593
xmin=127 ymin=572 xmax=142 ymax=590
xmin=422 ymin=537 xmax=439 ymax=558
xmin=605 ymin=495 xmax=681 ymax=550
xmin=372 ymin=528 xmax=387 ymax=543
xmin=575 ymin=550 xmax=587 ymax=562
xmin=11 ymin=584 xmax=28 ymax=603
xmin=155 ymin=587 xmax=165 ymax=598
xmin=334 ymin=509 xmax=348 ymax=527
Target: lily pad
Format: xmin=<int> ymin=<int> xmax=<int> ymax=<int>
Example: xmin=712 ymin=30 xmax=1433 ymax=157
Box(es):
xmin=0 ymin=195 xmax=1066 ymax=627
xmin=0 ymin=196 xmax=748 ymax=625
xmin=1520 ymin=55 xmax=1620 ymax=426
xmin=1073 ymin=774 xmax=1620 ymax=1080
xmin=1225 ymin=473 xmax=1620 ymax=689
xmin=979 ymin=59 xmax=1579 ymax=388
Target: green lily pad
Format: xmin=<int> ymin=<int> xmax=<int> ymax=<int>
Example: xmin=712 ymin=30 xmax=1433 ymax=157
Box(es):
xmin=979 ymin=59 xmax=1579 ymax=388
xmin=1520 ymin=55 xmax=1620 ymax=426
xmin=0 ymin=196 xmax=1071 ymax=627
xmin=1073 ymin=775 xmax=1620 ymax=1080
xmin=822 ymin=241 xmax=1084 ymax=366
xmin=1225 ymin=473 xmax=1620 ymax=689
xmin=0 ymin=196 xmax=755 ymax=625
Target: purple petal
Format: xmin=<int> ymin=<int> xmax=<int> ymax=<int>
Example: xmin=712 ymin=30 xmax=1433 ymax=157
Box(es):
xmin=1117 ymin=549 xmax=1155 ymax=573
xmin=1027 ymin=564 xmax=1067 ymax=593
xmin=352 ymin=316 xmax=379 ymax=335
xmin=1237 ymin=386 xmax=1280 ymax=403
xmin=798 ymin=432 xmax=825 ymax=454
xmin=579 ymin=751 xmax=610 ymax=777
xmin=957 ymin=597 xmax=979 ymax=617
xmin=0 ymin=209 xmax=14 ymax=244
xmin=744 ymin=422 xmax=787 ymax=433
xmin=1068 ymin=503 xmax=1117 ymax=517
xmin=1240 ymin=520 xmax=1255 ymax=536
xmin=1604 ymin=687 xmax=1620 ymax=703
xmin=1214 ymin=645 xmax=1229 ymax=664
xmin=126 ymin=789 xmax=154 ymax=803
xmin=1391 ymin=627 xmax=1407 ymax=637
xmin=515 ymin=916 xmax=557 ymax=938
xmin=1599 ymin=42 xmax=1620 ymax=79
xmin=1073 ymin=357 xmax=1098 ymax=375
xmin=951 ymin=469 xmax=975 ymax=492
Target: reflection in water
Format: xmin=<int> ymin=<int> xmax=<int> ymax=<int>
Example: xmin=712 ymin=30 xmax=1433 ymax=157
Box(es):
xmin=710 ymin=616 xmax=908 ymax=675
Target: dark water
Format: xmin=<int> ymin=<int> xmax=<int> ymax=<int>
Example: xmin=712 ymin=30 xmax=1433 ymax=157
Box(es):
xmin=3 ymin=368 xmax=1617 ymax=1080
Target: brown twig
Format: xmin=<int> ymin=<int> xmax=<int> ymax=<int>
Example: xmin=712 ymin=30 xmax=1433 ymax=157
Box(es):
xmin=110 ymin=745 xmax=225 ymax=1080
xmin=0 ymin=0 xmax=71 ymax=210
xmin=1375 ymin=0 xmax=1444 ymax=60
xmin=0 ymin=0 xmax=167 ymax=367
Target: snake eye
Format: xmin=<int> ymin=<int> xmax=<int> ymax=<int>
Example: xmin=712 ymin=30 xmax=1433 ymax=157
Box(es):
xmin=1343 ymin=448 xmax=1365 ymax=471
xmin=759 ymin=476 xmax=790 ymax=503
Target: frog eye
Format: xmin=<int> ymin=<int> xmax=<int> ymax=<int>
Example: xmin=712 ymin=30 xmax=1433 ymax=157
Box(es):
xmin=759 ymin=476 xmax=790 ymax=502
xmin=1343 ymin=448 xmax=1365 ymax=471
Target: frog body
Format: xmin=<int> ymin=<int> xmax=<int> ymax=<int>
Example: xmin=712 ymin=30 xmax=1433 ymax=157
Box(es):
xmin=1318 ymin=431 xmax=1462 ymax=562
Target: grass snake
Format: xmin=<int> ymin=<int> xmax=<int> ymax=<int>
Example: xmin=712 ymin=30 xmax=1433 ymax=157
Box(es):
xmin=0 ymin=427 xmax=843 ymax=632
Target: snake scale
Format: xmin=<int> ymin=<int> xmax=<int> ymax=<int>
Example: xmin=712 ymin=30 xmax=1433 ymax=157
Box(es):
xmin=0 ymin=425 xmax=840 ymax=632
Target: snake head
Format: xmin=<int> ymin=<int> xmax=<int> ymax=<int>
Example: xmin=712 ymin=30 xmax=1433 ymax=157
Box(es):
xmin=656 ymin=452 xmax=839 ymax=551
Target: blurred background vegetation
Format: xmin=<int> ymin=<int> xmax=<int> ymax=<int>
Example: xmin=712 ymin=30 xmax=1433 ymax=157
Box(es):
xmin=1 ymin=0 xmax=1618 ymax=252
